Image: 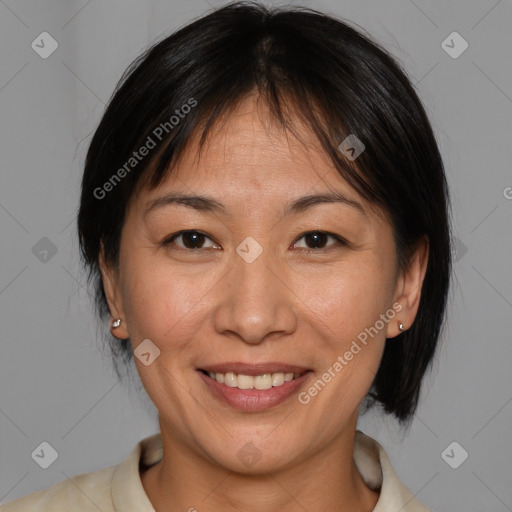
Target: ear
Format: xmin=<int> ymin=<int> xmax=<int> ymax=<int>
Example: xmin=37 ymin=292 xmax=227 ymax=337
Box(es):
xmin=387 ymin=235 xmax=429 ymax=338
xmin=99 ymin=243 xmax=129 ymax=339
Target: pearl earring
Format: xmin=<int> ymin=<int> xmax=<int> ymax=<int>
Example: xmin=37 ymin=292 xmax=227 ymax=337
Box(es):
xmin=112 ymin=318 xmax=122 ymax=329
xmin=398 ymin=320 xmax=405 ymax=332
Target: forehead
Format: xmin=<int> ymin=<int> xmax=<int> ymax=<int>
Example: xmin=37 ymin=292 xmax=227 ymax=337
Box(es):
xmin=124 ymin=95 xmax=393 ymax=248
xmin=147 ymin=95 xmax=359 ymax=203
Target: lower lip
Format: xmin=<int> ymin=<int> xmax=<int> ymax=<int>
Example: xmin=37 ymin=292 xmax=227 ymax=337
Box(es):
xmin=198 ymin=371 xmax=313 ymax=412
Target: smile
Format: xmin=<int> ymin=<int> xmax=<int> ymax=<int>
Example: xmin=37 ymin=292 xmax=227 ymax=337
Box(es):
xmin=197 ymin=364 xmax=312 ymax=412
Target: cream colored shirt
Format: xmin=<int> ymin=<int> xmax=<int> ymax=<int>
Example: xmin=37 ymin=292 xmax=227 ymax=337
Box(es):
xmin=1 ymin=430 xmax=430 ymax=511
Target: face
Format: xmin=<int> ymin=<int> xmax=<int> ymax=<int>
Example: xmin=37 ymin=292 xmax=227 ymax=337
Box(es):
xmin=101 ymin=96 xmax=424 ymax=473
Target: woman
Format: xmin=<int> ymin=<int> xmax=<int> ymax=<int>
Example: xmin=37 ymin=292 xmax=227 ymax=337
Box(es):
xmin=2 ymin=2 xmax=451 ymax=511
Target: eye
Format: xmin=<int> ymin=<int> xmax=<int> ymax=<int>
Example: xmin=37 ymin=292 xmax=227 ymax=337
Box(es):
xmin=292 ymin=231 xmax=347 ymax=251
xmin=163 ymin=230 xmax=220 ymax=250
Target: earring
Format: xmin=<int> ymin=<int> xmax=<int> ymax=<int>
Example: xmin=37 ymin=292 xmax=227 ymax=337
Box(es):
xmin=112 ymin=318 xmax=122 ymax=329
xmin=398 ymin=320 xmax=405 ymax=332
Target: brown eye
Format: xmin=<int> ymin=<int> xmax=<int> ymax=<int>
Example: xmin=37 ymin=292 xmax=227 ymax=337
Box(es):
xmin=293 ymin=231 xmax=346 ymax=251
xmin=165 ymin=230 xmax=219 ymax=250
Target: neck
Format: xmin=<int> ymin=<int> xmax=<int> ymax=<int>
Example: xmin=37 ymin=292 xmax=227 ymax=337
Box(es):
xmin=141 ymin=417 xmax=379 ymax=512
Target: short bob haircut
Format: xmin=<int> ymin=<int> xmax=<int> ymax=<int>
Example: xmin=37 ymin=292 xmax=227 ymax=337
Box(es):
xmin=77 ymin=1 xmax=451 ymax=423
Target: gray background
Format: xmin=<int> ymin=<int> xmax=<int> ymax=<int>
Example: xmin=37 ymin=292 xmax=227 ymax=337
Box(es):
xmin=1 ymin=0 xmax=511 ymax=510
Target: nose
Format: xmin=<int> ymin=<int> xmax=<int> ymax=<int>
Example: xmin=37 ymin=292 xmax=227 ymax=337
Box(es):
xmin=213 ymin=244 xmax=297 ymax=345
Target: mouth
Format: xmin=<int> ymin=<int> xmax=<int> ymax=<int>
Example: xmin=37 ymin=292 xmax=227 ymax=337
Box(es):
xmin=197 ymin=363 xmax=312 ymax=412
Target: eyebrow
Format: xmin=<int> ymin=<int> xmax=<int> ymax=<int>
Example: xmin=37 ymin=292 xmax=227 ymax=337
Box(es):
xmin=145 ymin=194 xmax=227 ymax=216
xmin=283 ymin=191 xmax=366 ymax=217
xmin=144 ymin=191 xmax=366 ymax=218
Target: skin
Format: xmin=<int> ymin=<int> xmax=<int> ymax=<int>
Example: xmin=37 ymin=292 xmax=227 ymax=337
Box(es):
xmin=100 ymin=94 xmax=428 ymax=512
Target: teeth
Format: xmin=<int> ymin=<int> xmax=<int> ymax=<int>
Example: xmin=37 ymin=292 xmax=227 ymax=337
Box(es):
xmin=237 ymin=374 xmax=254 ymax=389
xmin=224 ymin=372 xmax=237 ymax=387
xmin=254 ymin=374 xmax=272 ymax=390
xmin=205 ymin=371 xmax=303 ymax=389
xmin=272 ymin=373 xmax=284 ymax=386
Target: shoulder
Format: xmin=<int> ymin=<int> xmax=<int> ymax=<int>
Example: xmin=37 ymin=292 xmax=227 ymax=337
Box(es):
xmin=1 ymin=433 xmax=160 ymax=512
xmin=1 ymin=466 xmax=116 ymax=512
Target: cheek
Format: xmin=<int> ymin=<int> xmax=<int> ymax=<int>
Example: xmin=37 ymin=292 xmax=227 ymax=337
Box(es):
xmin=120 ymin=254 xmax=217 ymax=349
xmin=296 ymin=256 xmax=394 ymax=401
xmin=296 ymin=257 xmax=395 ymax=341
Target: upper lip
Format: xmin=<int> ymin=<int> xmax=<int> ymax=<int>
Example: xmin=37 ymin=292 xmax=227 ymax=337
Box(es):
xmin=198 ymin=362 xmax=310 ymax=376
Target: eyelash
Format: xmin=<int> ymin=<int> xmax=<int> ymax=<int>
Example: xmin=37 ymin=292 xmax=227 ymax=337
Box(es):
xmin=162 ymin=230 xmax=348 ymax=253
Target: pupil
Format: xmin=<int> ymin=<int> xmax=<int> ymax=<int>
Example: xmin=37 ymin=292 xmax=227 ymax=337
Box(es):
xmin=306 ymin=232 xmax=326 ymax=249
xmin=184 ymin=232 xmax=204 ymax=249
